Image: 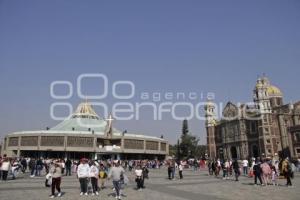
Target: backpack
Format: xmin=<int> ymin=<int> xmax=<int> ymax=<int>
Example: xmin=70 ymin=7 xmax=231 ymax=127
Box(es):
xmin=99 ymin=170 xmax=107 ymax=179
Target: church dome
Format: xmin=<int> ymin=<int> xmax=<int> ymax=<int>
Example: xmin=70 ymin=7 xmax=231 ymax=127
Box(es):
xmin=267 ymin=85 xmax=282 ymax=97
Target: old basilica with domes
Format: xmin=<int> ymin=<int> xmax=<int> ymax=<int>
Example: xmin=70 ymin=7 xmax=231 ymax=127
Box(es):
xmin=205 ymin=76 xmax=300 ymax=160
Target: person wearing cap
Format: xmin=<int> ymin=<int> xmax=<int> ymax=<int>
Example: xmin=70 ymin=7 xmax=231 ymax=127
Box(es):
xmin=108 ymin=160 xmax=125 ymax=200
xmin=77 ymin=158 xmax=90 ymax=196
xmin=49 ymin=161 xmax=62 ymax=198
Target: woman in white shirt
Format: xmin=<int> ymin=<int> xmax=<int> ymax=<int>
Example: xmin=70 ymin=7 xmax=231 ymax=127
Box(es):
xmin=179 ymin=161 xmax=183 ymax=179
xmin=1 ymin=158 xmax=11 ymax=181
xmin=77 ymin=159 xmax=90 ymax=196
xmin=89 ymin=161 xmax=99 ymax=196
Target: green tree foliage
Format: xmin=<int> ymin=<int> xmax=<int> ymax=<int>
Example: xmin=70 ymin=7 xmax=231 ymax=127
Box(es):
xmin=169 ymin=120 xmax=207 ymax=159
xmin=168 ymin=144 xmax=177 ymax=157
xmin=180 ymin=134 xmax=199 ymax=158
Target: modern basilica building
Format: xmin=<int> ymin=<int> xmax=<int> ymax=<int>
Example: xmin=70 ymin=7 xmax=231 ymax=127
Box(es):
xmin=1 ymin=102 xmax=168 ymax=160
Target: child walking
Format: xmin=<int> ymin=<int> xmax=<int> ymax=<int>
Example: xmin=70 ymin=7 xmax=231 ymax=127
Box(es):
xmin=179 ymin=161 xmax=183 ymax=179
xmin=271 ymin=166 xmax=278 ymax=186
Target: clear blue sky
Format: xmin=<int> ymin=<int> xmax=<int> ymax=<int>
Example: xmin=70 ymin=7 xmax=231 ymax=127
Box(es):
xmin=0 ymin=0 xmax=299 ymax=144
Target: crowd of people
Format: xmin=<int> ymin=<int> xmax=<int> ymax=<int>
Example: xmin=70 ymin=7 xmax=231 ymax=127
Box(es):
xmin=206 ymin=156 xmax=299 ymax=187
xmin=164 ymin=155 xmax=300 ymax=188
xmin=0 ymin=155 xmax=156 ymax=199
xmin=0 ymin=154 xmax=299 ymax=199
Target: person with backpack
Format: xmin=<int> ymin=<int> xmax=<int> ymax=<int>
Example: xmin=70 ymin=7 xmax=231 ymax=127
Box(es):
xmin=99 ymin=164 xmax=107 ymax=189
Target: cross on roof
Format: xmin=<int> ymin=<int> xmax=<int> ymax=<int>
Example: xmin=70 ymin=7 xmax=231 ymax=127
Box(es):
xmin=106 ymin=114 xmax=114 ymax=122
xmin=106 ymin=114 xmax=114 ymax=138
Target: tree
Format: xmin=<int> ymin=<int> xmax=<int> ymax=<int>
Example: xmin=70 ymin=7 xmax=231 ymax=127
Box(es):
xmin=168 ymin=144 xmax=177 ymax=157
xmin=194 ymin=145 xmax=207 ymax=159
xmin=180 ymin=134 xmax=199 ymax=158
xmin=177 ymin=119 xmax=207 ymax=160
xmin=182 ymin=119 xmax=189 ymax=136
xmin=176 ymin=139 xmax=181 ymax=160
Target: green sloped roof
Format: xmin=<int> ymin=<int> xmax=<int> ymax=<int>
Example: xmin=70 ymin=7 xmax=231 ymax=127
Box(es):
xmin=50 ymin=102 xmax=121 ymax=134
xmin=51 ymin=117 xmax=106 ymax=132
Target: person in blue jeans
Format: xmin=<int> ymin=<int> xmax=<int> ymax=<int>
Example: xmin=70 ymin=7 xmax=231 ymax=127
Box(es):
xmin=36 ymin=158 xmax=43 ymax=176
xmin=108 ymin=161 xmax=125 ymax=200
xmin=30 ymin=159 xmax=36 ymax=177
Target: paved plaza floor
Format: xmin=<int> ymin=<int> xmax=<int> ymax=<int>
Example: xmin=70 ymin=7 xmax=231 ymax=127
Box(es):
xmin=0 ymin=168 xmax=299 ymax=200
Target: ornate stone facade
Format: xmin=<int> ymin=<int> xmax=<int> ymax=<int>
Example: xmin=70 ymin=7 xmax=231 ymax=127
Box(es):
xmin=205 ymin=76 xmax=300 ymax=160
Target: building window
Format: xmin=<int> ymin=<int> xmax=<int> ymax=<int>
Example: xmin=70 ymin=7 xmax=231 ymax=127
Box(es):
xmin=295 ymin=132 xmax=300 ymax=142
xmin=67 ymin=137 xmax=93 ymax=147
xmin=21 ymin=136 xmax=38 ymax=146
xmin=8 ymin=137 xmax=18 ymax=146
xmin=267 ymin=149 xmax=272 ymax=154
xmin=146 ymin=141 xmax=159 ymax=150
xmin=266 ymin=139 xmax=271 ymax=144
xmin=161 ymin=143 xmax=167 ymax=151
xmin=124 ymin=139 xmax=144 ymax=150
xmin=296 ymin=149 xmax=300 ymax=154
xmin=41 ymin=136 xmax=64 ymax=147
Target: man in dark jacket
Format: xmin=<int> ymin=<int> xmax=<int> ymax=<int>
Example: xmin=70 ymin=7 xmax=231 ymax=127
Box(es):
xmin=141 ymin=165 xmax=149 ymax=188
xmin=36 ymin=158 xmax=44 ymax=176
xmin=65 ymin=159 xmax=72 ymax=176
xmin=29 ymin=158 xmax=36 ymax=177
xmin=253 ymin=160 xmax=262 ymax=185
xmin=232 ymin=159 xmax=240 ymax=181
xmin=20 ymin=158 xmax=27 ymax=173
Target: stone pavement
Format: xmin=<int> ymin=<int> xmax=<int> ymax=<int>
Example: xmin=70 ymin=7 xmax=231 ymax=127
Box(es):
xmin=0 ymin=168 xmax=299 ymax=200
